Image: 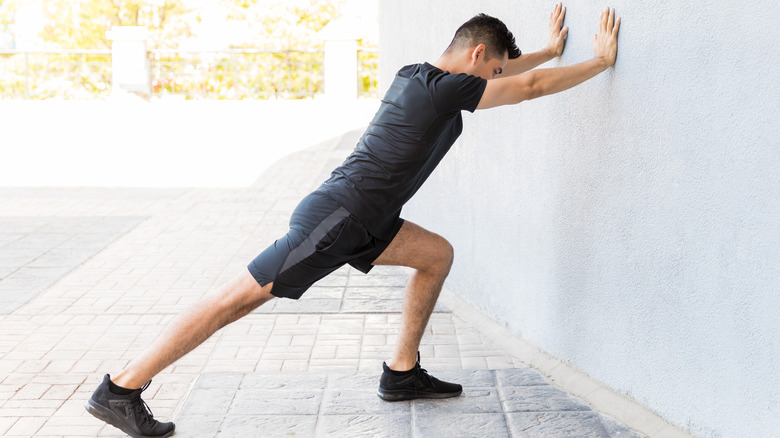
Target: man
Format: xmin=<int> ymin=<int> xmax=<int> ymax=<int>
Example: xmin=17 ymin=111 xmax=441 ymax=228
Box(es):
xmin=85 ymin=4 xmax=620 ymax=437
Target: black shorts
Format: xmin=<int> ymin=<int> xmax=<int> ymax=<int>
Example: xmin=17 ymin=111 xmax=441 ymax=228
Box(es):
xmin=247 ymin=192 xmax=403 ymax=299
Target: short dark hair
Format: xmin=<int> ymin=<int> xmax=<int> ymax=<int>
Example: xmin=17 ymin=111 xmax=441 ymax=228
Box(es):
xmin=446 ymin=13 xmax=521 ymax=60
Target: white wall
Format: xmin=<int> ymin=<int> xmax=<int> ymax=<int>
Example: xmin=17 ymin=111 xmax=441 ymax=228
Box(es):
xmin=379 ymin=1 xmax=779 ymax=437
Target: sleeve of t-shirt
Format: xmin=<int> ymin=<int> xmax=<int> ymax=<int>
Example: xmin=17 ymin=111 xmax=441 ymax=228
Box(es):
xmin=429 ymin=73 xmax=488 ymax=114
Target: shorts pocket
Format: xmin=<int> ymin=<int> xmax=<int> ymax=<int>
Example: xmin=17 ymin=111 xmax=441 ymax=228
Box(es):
xmin=315 ymin=216 xmax=349 ymax=251
xmin=317 ymin=216 xmax=369 ymax=254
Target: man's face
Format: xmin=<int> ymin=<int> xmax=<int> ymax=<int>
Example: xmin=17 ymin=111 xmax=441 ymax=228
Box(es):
xmin=470 ymin=50 xmax=509 ymax=80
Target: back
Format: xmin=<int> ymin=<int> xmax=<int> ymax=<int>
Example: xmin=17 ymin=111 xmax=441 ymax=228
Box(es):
xmin=317 ymin=62 xmax=486 ymax=239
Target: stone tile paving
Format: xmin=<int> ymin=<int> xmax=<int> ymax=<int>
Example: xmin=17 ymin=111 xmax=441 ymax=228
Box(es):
xmin=254 ymin=278 xmax=448 ymax=314
xmin=0 ymin=132 xmax=645 ymax=437
xmin=0 ymin=216 xmax=146 ymax=314
xmin=175 ymin=369 xmax=643 ymax=437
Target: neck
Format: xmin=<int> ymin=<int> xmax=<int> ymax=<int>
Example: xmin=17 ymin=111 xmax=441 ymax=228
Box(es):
xmin=433 ymin=53 xmax=465 ymax=74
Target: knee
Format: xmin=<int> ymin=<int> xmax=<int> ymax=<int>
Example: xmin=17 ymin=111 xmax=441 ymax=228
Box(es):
xmin=429 ymin=235 xmax=454 ymax=275
xmin=234 ymin=281 xmax=275 ymax=315
xmin=214 ymin=274 xmax=274 ymax=323
xmin=443 ymin=239 xmax=455 ymax=271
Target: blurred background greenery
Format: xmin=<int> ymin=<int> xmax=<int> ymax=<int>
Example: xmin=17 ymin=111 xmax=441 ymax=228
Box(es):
xmin=0 ymin=0 xmax=378 ymax=99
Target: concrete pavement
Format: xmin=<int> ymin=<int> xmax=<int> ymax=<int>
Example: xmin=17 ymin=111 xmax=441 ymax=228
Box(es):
xmin=0 ymin=130 xmax=644 ymax=437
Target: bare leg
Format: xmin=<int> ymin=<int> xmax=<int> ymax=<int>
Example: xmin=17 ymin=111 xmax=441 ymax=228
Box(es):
xmin=372 ymin=220 xmax=454 ymax=372
xmin=112 ymin=268 xmax=275 ymax=389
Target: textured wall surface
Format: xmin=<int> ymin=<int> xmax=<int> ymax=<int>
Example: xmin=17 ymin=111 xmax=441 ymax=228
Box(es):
xmin=378 ymin=1 xmax=779 ymax=437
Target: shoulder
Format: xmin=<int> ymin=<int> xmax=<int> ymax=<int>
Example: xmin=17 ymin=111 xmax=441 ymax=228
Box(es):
xmin=424 ymin=68 xmax=487 ymax=113
xmin=391 ymin=63 xmax=486 ymax=113
xmin=430 ymin=71 xmax=485 ymax=93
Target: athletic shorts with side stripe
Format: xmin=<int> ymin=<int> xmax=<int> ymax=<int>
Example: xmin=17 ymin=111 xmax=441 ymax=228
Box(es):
xmin=247 ymin=191 xmax=404 ymax=299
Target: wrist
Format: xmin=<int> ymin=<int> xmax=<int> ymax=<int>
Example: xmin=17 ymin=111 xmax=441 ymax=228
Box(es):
xmin=593 ymin=56 xmax=611 ymax=69
xmin=543 ymin=47 xmax=557 ymax=59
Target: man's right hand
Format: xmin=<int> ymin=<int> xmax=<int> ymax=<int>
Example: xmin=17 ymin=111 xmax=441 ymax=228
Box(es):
xmin=593 ymin=7 xmax=621 ymax=66
xmin=477 ymin=6 xmax=623 ymax=110
xmin=546 ymin=3 xmax=569 ymax=58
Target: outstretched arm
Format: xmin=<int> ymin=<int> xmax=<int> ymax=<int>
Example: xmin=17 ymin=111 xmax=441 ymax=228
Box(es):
xmin=477 ymin=7 xmax=620 ymax=110
xmin=496 ymin=2 xmax=568 ymax=78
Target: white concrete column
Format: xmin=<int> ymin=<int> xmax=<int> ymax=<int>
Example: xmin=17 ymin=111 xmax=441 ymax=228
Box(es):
xmin=319 ymin=18 xmax=361 ymax=101
xmin=106 ymin=26 xmax=150 ymax=96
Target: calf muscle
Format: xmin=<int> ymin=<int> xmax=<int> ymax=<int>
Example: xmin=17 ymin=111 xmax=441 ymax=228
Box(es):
xmin=113 ymin=269 xmax=274 ymax=389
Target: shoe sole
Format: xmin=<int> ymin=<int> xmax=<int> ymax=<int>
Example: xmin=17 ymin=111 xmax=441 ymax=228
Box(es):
xmin=85 ymin=399 xmax=175 ymax=438
xmin=377 ymin=387 xmax=463 ymax=401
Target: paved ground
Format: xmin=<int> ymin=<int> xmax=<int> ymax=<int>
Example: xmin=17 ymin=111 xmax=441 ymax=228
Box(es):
xmin=176 ymin=369 xmax=638 ymax=437
xmin=0 ymin=217 xmax=145 ymax=315
xmin=0 ymin=131 xmax=644 ymax=437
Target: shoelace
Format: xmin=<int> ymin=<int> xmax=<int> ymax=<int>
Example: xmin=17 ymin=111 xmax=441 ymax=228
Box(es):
xmin=409 ymin=352 xmax=435 ymax=392
xmin=130 ymin=381 xmax=157 ymax=426
xmin=413 ymin=365 xmax=436 ymax=391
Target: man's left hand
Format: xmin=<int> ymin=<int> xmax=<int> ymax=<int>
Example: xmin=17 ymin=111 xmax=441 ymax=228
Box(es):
xmin=546 ymin=2 xmax=568 ymax=58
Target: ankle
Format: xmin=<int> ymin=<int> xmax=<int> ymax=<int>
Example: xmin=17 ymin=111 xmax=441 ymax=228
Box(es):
xmin=107 ymin=377 xmax=136 ymax=395
xmin=112 ymin=371 xmax=145 ymax=391
xmin=386 ymin=359 xmax=416 ymax=373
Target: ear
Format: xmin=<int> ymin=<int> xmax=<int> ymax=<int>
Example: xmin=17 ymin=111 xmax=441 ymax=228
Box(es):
xmin=469 ymin=44 xmax=486 ymax=65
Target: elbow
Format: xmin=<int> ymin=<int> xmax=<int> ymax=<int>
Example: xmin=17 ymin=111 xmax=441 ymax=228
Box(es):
xmin=525 ymin=71 xmax=545 ymax=100
xmin=514 ymin=71 xmax=543 ymax=103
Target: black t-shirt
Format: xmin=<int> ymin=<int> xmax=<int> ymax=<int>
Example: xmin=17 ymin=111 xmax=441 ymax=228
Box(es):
xmin=316 ymin=62 xmax=487 ymax=239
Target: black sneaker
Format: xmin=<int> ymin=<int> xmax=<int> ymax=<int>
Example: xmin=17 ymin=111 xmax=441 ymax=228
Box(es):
xmin=85 ymin=374 xmax=175 ymax=438
xmin=377 ymin=352 xmax=462 ymax=401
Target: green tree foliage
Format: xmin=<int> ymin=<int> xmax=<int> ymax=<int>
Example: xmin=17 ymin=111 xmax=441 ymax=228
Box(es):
xmin=40 ymin=0 xmax=191 ymax=49
xmin=151 ymin=0 xmax=346 ymax=99
xmin=0 ymin=0 xmax=17 ymax=47
xmin=0 ymin=0 xmax=378 ymax=99
xmin=220 ymin=0 xmax=344 ymax=49
xmin=0 ymin=0 xmax=16 ymax=24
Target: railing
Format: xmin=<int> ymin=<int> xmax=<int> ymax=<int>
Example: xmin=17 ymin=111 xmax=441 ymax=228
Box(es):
xmin=0 ymin=48 xmax=379 ymax=100
xmin=0 ymin=50 xmax=112 ymax=99
xmin=149 ymin=49 xmax=324 ymax=100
